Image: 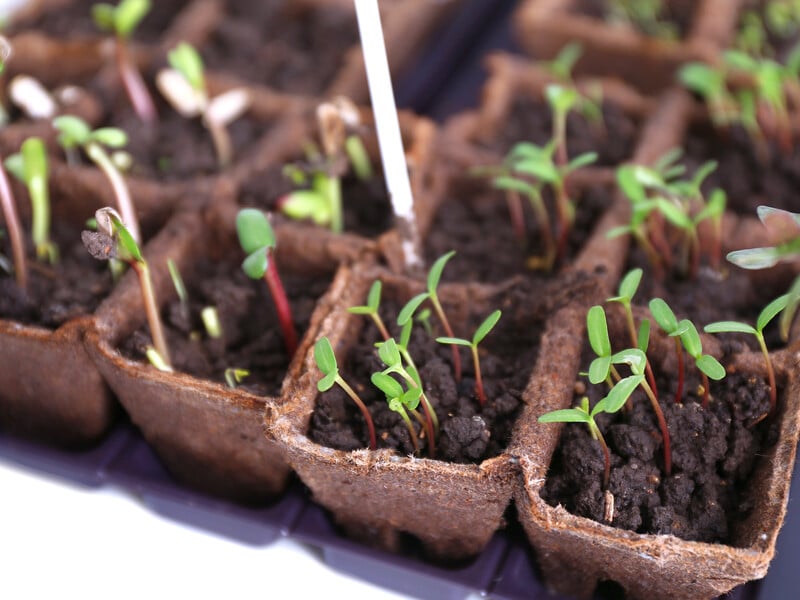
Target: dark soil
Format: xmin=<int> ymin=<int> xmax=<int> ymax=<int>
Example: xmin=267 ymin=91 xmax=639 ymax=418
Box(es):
xmin=542 ymin=365 xmax=779 ymax=544
xmin=120 ymin=255 xmax=332 ymax=396
xmin=201 ymin=0 xmax=358 ymax=95
xmin=491 ymin=97 xmax=639 ymax=168
xmin=685 ymin=121 xmax=800 ymax=215
xmin=573 ymin=0 xmax=694 ymax=39
xmin=424 ymin=177 xmax=612 ymax=284
xmin=9 ymin=0 xmax=184 ymax=42
xmin=309 ymin=276 xmax=594 ymax=463
xmin=0 ymin=220 xmax=112 ymax=328
xmin=239 ymin=164 xmax=394 ymax=239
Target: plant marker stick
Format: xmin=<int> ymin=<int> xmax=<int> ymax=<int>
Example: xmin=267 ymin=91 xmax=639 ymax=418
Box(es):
xmin=354 ymin=0 xmax=422 ymax=270
xmin=0 ymin=163 xmax=26 ymax=290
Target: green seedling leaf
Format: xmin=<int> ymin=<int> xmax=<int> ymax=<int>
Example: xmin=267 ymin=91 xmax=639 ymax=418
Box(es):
xmin=678 ymin=62 xmax=720 ymax=96
xmin=348 ymin=280 xmax=382 ymax=315
xmin=241 ymin=249 xmax=268 ymax=279
xmin=638 ymin=319 xmax=650 ymax=353
xmin=695 ymin=188 xmax=726 ymax=223
xmin=539 ymin=408 xmax=591 ymax=424
xmin=53 ymin=115 xmax=91 ymax=147
xmin=566 ymin=152 xmax=598 ymax=172
xmin=398 ymin=319 xmax=412 ymax=351
xmin=398 ymin=292 xmax=429 ymax=326
xmin=427 ymin=251 xmax=455 ymax=294
xmin=690 ymin=160 xmax=718 ymax=192
xmin=400 ymin=387 xmax=422 ymax=410
xmin=757 ymin=293 xmax=790 ymax=333
xmin=611 ymin=348 xmax=647 ymax=374
xmin=491 ymin=175 xmax=537 ymax=196
xmin=168 ymin=42 xmax=205 ymax=93
xmin=514 ymin=156 xmax=558 ymax=183
xmin=588 ymin=355 xmax=611 ymax=385
xmin=314 ymin=337 xmax=338 ymax=390
xmin=371 ymin=372 xmax=403 ymax=399
xmin=657 ymin=199 xmax=693 ymax=229
xmin=603 ymin=374 xmax=644 ymax=413
xmin=649 ymin=298 xmax=678 ymax=332
xmin=91 ymin=127 xmax=128 ymax=148
xmin=3 ymin=153 xmax=23 ymax=182
xmin=113 ymin=215 xmax=142 ymax=262
xmin=281 ymin=190 xmax=331 ymax=226
xmin=586 ymin=305 xmax=611 ymax=357
xmin=114 ymin=0 xmax=150 ymax=37
xmin=653 ymin=147 xmax=683 ymax=174
xmin=224 ymin=368 xmax=249 ymax=388
xmin=678 ymin=319 xmax=701 ymax=357
xmin=473 ymin=310 xmax=501 ymax=345
xmin=704 ymin=321 xmax=757 ymax=335
xmin=92 ymin=3 xmax=116 ymax=30
xmin=615 ymin=268 xmax=643 ymax=303
xmin=549 ymin=42 xmax=583 ymax=79
xmin=545 ymin=84 xmax=578 ymax=114
xmin=236 ymin=208 xmax=275 ymax=254
xmin=436 ymin=336 xmax=472 ymax=347
xmin=724 ymin=49 xmax=759 ymax=72
xmin=378 ymin=338 xmax=402 ymax=367
xmin=697 ymin=354 xmax=726 ymax=380
xmin=726 ymin=247 xmax=782 ymax=270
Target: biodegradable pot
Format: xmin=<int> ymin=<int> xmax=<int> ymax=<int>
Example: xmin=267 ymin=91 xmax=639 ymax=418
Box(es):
xmin=513 ymin=302 xmax=800 ymax=599
xmin=513 ymin=0 xmax=742 ymax=94
xmin=266 ymin=249 xmax=609 ymax=560
xmin=85 ymin=194 xmax=344 ymax=502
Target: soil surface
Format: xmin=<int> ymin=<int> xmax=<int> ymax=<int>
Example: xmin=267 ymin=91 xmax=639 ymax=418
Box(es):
xmin=573 ymin=0 xmax=694 ymax=39
xmin=424 ymin=177 xmax=612 ymax=284
xmin=120 ymin=255 xmax=332 ymax=396
xmin=685 ymin=121 xmax=800 ymax=215
xmin=0 ymin=220 xmax=113 ymax=328
xmin=491 ymin=97 xmax=639 ymax=168
xmin=201 ymin=0 xmax=358 ymax=95
xmin=542 ymin=365 xmax=779 ymax=543
xmin=240 ymin=164 xmax=394 ymax=238
xmin=309 ymin=275 xmax=595 ymax=463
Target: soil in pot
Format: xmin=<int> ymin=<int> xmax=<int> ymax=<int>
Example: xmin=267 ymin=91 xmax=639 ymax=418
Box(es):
xmin=541 ymin=361 xmax=780 ymax=544
xmin=569 ymin=0 xmax=695 ymax=39
xmin=0 ymin=219 xmax=112 ymax=328
xmin=120 ymin=255 xmax=333 ymax=396
xmin=9 ymin=0 xmax=185 ymax=41
xmin=239 ymin=164 xmax=394 ymax=239
xmin=200 ymin=0 xmax=358 ymax=95
xmin=424 ymin=178 xmax=611 ymax=284
xmin=309 ymin=276 xmax=593 ymax=462
xmin=685 ymin=121 xmax=800 ymax=215
xmin=488 ymin=96 xmax=640 ymax=168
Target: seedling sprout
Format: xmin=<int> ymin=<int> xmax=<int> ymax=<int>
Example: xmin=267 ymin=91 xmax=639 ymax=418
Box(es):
xmin=648 ymin=298 xmax=687 ymax=404
xmin=314 ymin=336 xmax=376 ymax=450
xmin=92 ymin=0 xmax=157 ymax=124
xmin=727 ymin=205 xmax=800 ymax=340
xmin=371 ymin=372 xmax=421 ymax=455
xmin=82 ymin=207 xmax=170 ymax=368
xmin=5 ymin=137 xmax=57 ymax=264
xmin=675 ymin=319 xmax=726 ymax=408
xmin=201 ymin=306 xmax=222 ymax=339
xmin=347 ymin=280 xmax=390 ymax=340
xmin=224 ymin=368 xmax=250 ymax=389
xmin=705 ymin=294 xmax=789 ymax=415
xmin=436 ymin=310 xmax=502 ymax=407
xmin=157 ymin=42 xmax=251 ymax=168
xmin=236 ymin=208 xmax=298 ymax=358
xmin=167 ymin=258 xmax=189 ymax=320
xmin=53 ymin=115 xmax=142 ymax=244
xmin=397 ymin=251 xmax=462 ymax=381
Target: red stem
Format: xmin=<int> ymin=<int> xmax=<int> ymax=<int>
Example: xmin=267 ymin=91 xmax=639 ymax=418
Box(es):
xmin=263 ymin=250 xmax=299 ymax=358
xmin=472 ymin=346 xmax=486 ymax=408
xmin=674 ymin=339 xmax=684 ymax=404
xmin=642 ymin=379 xmax=671 ymax=476
xmin=506 ymin=190 xmax=526 ymax=242
xmin=701 ymin=372 xmax=711 ymax=409
xmin=116 ymin=38 xmax=157 ymax=125
xmin=0 ymin=164 xmax=26 ymax=291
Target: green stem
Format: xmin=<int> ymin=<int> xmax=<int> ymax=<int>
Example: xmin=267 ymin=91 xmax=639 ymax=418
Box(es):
xmin=757 ymin=334 xmax=777 ymax=414
xmin=204 ymin=114 xmax=233 ymax=169
xmin=371 ymin=313 xmax=391 ymax=341
xmin=430 ymin=293 xmax=462 ymax=381
xmin=397 ymin=407 xmax=420 ymax=455
xmin=471 ymin=344 xmax=487 ymax=407
xmin=329 ymin=175 xmax=343 ymax=234
xmin=336 ymin=375 xmax=376 ymax=450
xmin=86 ymin=142 xmax=141 ymax=244
xmin=588 ymin=419 xmax=611 ymax=490
xmin=399 ymin=348 xmax=438 ymax=434
xmin=29 ymin=174 xmax=52 ymax=262
xmin=131 ymin=260 xmax=170 ymax=368
xmin=395 ymin=367 xmax=436 ymax=457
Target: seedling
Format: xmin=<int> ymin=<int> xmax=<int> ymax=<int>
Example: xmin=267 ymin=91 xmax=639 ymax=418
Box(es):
xmin=166 ymin=258 xmax=189 ymax=321
xmin=279 ymin=98 xmax=372 ymax=233
xmin=224 ymin=368 xmax=250 ymax=389
xmin=416 ymin=308 xmax=432 ymax=335
xmin=314 ymin=336 xmax=376 ymax=450
xmin=92 ymin=0 xmax=157 ymax=124
xmin=82 ymin=207 xmax=170 ymax=368
xmin=236 ymin=208 xmax=298 ymax=358
xmin=675 ymin=319 xmax=726 ymax=408
xmin=201 ymin=306 xmax=222 ymax=339
xmin=5 ymin=137 xmax=57 ymax=264
xmin=726 ymin=205 xmax=800 ymax=339
xmin=156 ymin=42 xmax=251 ymax=168
xmin=705 ymin=294 xmax=789 ymax=415
xmin=611 ymin=152 xmax=726 ymax=279
xmin=53 ymin=115 xmax=141 ymax=244
xmin=540 ymin=378 xmax=640 ymax=489
xmin=541 ymin=43 xmax=604 ymax=130
xmin=347 ymin=280 xmax=390 ymax=340
xmin=397 ymin=251 xmax=462 ymax=381
xmin=376 ymin=338 xmax=436 ymax=457
xmin=436 ymin=310 xmax=502 ymax=407
xmin=607 ymin=0 xmax=678 ymax=40
xmin=648 ymin=298 xmax=686 ymax=404
xmin=545 ymin=84 xmax=578 ymax=166
xmin=371 ymin=372 xmax=421 ymax=455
